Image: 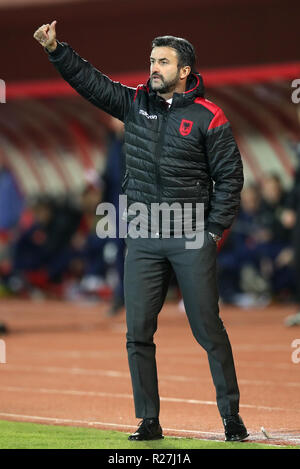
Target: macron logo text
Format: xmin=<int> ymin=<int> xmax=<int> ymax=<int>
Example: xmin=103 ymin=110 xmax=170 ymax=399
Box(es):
xmin=139 ymin=109 xmax=158 ymax=120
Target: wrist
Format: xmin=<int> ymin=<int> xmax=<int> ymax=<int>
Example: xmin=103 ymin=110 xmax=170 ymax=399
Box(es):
xmin=207 ymin=222 xmax=224 ymax=238
xmin=209 ymin=232 xmax=221 ymax=243
xmin=46 ymin=40 xmax=57 ymax=53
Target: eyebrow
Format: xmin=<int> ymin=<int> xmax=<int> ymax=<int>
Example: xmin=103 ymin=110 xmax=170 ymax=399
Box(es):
xmin=150 ymin=57 xmax=169 ymax=61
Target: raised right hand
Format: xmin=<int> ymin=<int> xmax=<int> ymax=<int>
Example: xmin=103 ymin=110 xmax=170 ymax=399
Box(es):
xmin=33 ymin=20 xmax=57 ymax=52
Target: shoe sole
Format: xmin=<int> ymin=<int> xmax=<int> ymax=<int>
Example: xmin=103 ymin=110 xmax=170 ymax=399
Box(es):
xmin=128 ymin=435 xmax=164 ymax=441
xmin=225 ymin=432 xmax=249 ymax=442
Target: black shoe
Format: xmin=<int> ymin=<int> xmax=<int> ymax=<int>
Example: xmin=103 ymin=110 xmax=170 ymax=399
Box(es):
xmin=223 ymin=414 xmax=249 ymax=442
xmin=128 ymin=418 xmax=164 ymax=441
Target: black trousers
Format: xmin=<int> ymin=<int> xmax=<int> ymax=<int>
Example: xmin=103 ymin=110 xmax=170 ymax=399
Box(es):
xmin=124 ymin=230 xmax=240 ymax=419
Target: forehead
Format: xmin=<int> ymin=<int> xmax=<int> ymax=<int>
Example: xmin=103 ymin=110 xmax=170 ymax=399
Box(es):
xmin=150 ymin=46 xmax=178 ymax=61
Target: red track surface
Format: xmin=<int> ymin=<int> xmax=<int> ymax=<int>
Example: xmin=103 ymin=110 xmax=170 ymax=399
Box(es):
xmin=0 ymin=299 xmax=300 ymax=446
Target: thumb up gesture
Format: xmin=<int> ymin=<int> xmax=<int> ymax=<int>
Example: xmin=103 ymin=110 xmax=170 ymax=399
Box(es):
xmin=33 ymin=20 xmax=57 ymax=52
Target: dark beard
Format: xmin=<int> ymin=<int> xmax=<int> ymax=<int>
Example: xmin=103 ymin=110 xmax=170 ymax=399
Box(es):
xmin=151 ymin=71 xmax=180 ymax=94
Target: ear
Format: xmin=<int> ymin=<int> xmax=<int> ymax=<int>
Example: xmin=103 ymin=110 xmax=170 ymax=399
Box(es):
xmin=180 ymin=66 xmax=191 ymax=80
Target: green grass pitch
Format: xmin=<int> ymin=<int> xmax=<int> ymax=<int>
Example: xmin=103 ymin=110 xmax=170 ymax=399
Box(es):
xmin=0 ymin=420 xmax=298 ymax=449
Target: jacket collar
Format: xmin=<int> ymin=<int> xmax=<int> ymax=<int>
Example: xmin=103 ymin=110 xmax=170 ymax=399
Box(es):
xmin=147 ymin=72 xmax=205 ymax=108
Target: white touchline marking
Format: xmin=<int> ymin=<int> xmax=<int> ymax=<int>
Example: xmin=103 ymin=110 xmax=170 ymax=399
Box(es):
xmin=0 ymin=411 xmax=222 ymax=437
xmin=0 ymin=385 xmax=299 ymax=413
xmin=158 ymin=345 xmax=292 ymax=353
xmin=0 ymin=411 xmax=299 ymax=445
xmin=0 ymin=412 xmax=137 ymax=430
xmin=237 ymin=361 xmax=293 ymax=370
xmin=2 ymin=364 xmax=300 ymax=388
xmin=233 ymin=345 xmax=291 ymax=352
xmin=239 ymin=379 xmax=300 ymax=387
xmin=0 ymin=385 xmax=132 ymax=399
xmin=3 ymin=364 xmax=130 ymax=378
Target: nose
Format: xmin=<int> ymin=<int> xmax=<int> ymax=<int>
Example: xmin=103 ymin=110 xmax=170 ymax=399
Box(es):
xmin=151 ymin=63 xmax=160 ymax=76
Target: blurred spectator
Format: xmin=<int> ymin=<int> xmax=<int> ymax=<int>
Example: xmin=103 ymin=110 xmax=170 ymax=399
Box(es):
xmin=102 ymin=117 xmax=126 ymax=315
xmin=257 ymin=174 xmax=294 ymax=298
xmin=9 ymin=195 xmax=81 ymax=295
xmin=260 ymin=173 xmax=288 ymax=239
xmin=218 ymin=184 xmax=268 ymax=306
xmin=282 ymin=108 xmax=300 ymax=325
xmin=0 ymin=157 xmax=24 ymax=300
xmin=0 ymin=158 xmax=24 ymax=233
xmin=218 ymin=178 xmax=293 ymax=307
xmin=65 ymin=182 xmax=113 ymax=301
xmin=5 ymin=182 xmax=113 ymax=301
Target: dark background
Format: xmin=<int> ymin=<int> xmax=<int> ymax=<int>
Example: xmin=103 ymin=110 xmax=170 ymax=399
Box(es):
xmin=1 ymin=0 xmax=299 ymax=82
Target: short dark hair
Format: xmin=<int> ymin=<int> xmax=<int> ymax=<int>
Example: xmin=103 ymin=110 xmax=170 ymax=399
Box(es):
xmin=151 ymin=36 xmax=196 ymax=73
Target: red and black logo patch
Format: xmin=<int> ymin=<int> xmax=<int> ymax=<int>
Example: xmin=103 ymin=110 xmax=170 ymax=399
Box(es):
xmin=179 ymin=119 xmax=193 ymax=136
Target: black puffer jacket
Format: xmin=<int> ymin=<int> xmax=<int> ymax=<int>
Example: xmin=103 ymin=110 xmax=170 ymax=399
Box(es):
xmin=48 ymin=42 xmax=244 ymax=237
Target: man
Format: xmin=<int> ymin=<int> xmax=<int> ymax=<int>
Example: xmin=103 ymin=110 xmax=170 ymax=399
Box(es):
xmin=34 ymin=21 xmax=248 ymax=442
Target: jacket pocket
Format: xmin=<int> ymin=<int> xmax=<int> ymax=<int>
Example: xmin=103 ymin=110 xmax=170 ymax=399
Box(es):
xmin=200 ymin=187 xmax=209 ymax=206
xmin=195 ymin=181 xmax=202 ymax=199
xmin=196 ymin=182 xmax=210 ymax=209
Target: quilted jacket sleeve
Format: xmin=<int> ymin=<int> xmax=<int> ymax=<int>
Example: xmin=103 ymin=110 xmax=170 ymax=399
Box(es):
xmin=47 ymin=41 xmax=136 ymax=122
xmin=205 ymin=109 xmax=244 ymax=237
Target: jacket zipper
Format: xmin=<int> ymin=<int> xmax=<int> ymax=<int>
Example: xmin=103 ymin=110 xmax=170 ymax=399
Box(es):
xmin=155 ymin=109 xmax=169 ymax=204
